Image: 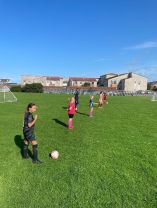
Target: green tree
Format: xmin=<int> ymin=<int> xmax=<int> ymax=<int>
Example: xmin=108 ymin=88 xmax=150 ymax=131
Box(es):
xmin=152 ymin=86 xmax=157 ymax=91
xmin=147 ymin=83 xmax=151 ymax=90
xmin=83 ymin=82 xmax=90 ymax=87
xmin=22 ymin=83 xmax=43 ymax=93
xmin=10 ymin=85 xmax=22 ymax=92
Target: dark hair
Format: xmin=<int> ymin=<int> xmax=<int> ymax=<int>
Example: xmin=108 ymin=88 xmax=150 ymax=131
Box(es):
xmin=27 ymin=103 xmax=36 ymax=111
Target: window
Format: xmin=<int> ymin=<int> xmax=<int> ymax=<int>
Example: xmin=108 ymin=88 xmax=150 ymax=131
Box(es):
xmin=112 ymin=80 xmax=117 ymax=84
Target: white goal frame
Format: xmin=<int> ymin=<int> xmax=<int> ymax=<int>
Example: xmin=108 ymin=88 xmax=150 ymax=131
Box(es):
xmin=151 ymin=92 xmax=157 ymax=101
xmin=0 ymin=85 xmax=17 ymax=103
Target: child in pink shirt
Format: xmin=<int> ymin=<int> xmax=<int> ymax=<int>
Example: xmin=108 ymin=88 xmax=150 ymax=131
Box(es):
xmin=67 ymin=97 xmax=75 ymax=129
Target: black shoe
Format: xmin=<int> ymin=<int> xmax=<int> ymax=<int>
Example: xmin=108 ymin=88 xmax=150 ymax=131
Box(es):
xmin=23 ymin=155 xmax=29 ymax=159
xmin=32 ymin=159 xmax=43 ymax=164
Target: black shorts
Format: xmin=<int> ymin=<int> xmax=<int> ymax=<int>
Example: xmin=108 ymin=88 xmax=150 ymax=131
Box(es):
xmin=23 ymin=130 xmax=36 ymax=142
xmin=68 ymin=114 xmax=74 ymax=118
xmin=75 ymin=100 xmax=79 ymax=106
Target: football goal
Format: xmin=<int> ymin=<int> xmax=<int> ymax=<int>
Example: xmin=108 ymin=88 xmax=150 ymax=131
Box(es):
xmin=0 ymin=85 xmax=17 ymax=103
xmin=151 ymin=92 xmax=157 ymax=101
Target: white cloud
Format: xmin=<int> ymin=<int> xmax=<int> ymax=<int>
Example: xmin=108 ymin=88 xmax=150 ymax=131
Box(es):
xmin=125 ymin=41 xmax=157 ymax=50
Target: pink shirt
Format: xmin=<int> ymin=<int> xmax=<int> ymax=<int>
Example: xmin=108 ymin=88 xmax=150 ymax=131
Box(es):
xmin=68 ymin=103 xmax=75 ymax=115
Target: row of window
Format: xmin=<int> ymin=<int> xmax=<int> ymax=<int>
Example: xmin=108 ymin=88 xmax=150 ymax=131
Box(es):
xmin=73 ymin=81 xmax=95 ymax=84
xmin=111 ymin=80 xmax=141 ymax=85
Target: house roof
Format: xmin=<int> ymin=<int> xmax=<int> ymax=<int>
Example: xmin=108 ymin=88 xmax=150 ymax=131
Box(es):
xmin=106 ymin=75 xmax=118 ymax=80
xmin=22 ymin=75 xmax=62 ymax=81
xmin=129 ymin=72 xmax=148 ymax=79
xmin=106 ymin=73 xmax=118 ymax=75
xmin=69 ymin=77 xmax=97 ymax=82
xmin=106 ymin=72 xmax=147 ymax=80
xmin=46 ymin=76 xmax=62 ymax=81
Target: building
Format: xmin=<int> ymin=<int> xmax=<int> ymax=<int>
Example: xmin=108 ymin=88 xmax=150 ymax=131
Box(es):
xmin=21 ymin=76 xmax=99 ymax=87
xmin=0 ymin=78 xmax=10 ymax=84
xmin=22 ymin=73 xmax=148 ymax=91
xmin=68 ymin=77 xmax=98 ymax=87
xmin=21 ymin=76 xmax=98 ymax=87
xmin=21 ymin=75 xmax=63 ymax=87
xmin=98 ymin=72 xmax=148 ymax=91
xmin=62 ymin=78 xmax=69 ymax=87
xmin=45 ymin=76 xmax=63 ymax=86
xmin=21 ymin=75 xmax=45 ymax=86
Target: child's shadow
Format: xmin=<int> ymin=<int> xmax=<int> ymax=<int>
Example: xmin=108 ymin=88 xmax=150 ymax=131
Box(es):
xmin=14 ymin=135 xmax=33 ymax=158
xmin=76 ymin=111 xmax=89 ymax=116
xmin=52 ymin=119 xmax=67 ymax=128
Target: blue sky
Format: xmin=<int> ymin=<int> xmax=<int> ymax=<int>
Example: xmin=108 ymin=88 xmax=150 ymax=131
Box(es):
xmin=0 ymin=0 xmax=157 ymax=82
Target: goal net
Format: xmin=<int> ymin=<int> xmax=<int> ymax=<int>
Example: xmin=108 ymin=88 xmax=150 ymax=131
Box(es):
xmin=0 ymin=85 xmax=17 ymax=103
xmin=151 ymin=92 xmax=157 ymax=101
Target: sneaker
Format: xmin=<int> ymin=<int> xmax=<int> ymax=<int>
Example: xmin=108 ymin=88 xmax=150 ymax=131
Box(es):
xmin=32 ymin=159 xmax=43 ymax=164
xmin=68 ymin=127 xmax=74 ymax=130
xmin=23 ymin=155 xmax=29 ymax=159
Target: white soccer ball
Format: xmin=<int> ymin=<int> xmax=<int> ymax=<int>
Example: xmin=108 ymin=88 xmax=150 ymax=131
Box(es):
xmin=51 ymin=150 xmax=59 ymax=160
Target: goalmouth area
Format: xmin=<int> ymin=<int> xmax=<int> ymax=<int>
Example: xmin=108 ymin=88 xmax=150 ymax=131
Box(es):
xmin=0 ymin=85 xmax=17 ymax=103
xmin=0 ymin=93 xmax=157 ymax=208
xmin=151 ymin=92 xmax=157 ymax=101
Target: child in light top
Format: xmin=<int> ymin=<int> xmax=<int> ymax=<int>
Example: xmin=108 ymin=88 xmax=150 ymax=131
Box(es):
xmin=89 ymin=95 xmax=94 ymax=117
xmin=98 ymin=91 xmax=103 ymax=108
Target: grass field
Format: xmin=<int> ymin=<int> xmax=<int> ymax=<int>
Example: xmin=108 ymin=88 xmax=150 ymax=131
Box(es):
xmin=0 ymin=93 xmax=157 ymax=208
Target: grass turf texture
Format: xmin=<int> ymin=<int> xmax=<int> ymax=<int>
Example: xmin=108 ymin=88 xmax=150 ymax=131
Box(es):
xmin=0 ymin=93 xmax=157 ymax=208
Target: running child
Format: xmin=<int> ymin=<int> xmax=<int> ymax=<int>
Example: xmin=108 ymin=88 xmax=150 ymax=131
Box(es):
xmin=103 ymin=92 xmax=107 ymax=105
xmin=23 ymin=103 xmax=42 ymax=164
xmin=98 ymin=91 xmax=103 ymax=108
xmin=74 ymin=88 xmax=80 ymax=112
xmin=67 ymin=97 xmax=75 ymax=129
xmin=89 ymin=95 xmax=94 ymax=117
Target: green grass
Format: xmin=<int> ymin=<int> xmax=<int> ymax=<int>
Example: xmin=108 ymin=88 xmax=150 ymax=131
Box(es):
xmin=0 ymin=93 xmax=157 ymax=208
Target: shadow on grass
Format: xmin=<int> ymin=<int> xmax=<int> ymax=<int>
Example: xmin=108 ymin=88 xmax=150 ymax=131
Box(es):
xmin=76 ymin=111 xmax=89 ymax=116
xmin=14 ymin=135 xmax=33 ymax=158
xmin=62 ymin=106 xmax=68 ymax=110
xmin=52 ymin=118 xmax=67 ymax=128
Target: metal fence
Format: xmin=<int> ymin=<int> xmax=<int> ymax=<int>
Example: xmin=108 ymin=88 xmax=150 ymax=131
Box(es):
xmin=44 ymin=87 xmax=152 ymax=96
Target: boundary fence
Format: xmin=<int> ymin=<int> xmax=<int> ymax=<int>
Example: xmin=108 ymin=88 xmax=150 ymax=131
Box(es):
xmin=43 ymin=86 xmax=152 ymax=96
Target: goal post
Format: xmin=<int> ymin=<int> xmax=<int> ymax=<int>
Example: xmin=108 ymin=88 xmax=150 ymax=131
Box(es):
xmin=0 ymin=85 xmax=17 ymax=103
xmin=151 ymin=92 xmax=157 ymax=101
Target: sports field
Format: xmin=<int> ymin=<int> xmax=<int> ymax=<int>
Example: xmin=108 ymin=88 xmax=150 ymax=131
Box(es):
xmin=0 ymin=93 xmax=157 ymax=208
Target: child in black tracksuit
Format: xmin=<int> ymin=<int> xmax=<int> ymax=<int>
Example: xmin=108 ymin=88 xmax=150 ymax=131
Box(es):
xmin=23 ymin=103 xmax=42 ymax=164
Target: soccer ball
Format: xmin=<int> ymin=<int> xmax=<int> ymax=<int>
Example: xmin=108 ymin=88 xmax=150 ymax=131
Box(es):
xmin=50 ymin=150 xmax=59 ymax=160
